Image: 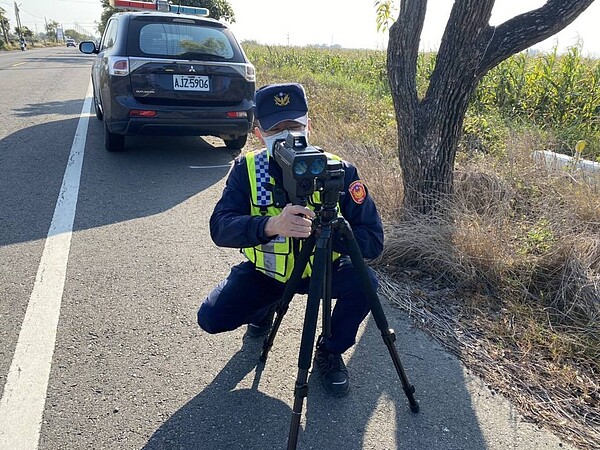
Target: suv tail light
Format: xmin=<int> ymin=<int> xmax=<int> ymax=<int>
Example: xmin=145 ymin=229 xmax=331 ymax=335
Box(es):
xmin=108 ymin=56 xmax=130 ymax=76
xmin=231 ymin=63 xmax=255 ymax=82
xmin=129 ymin=109 xmax=157 ymax=117
xmin=226 ymin=111 xmax=247 ymax=118
xmin=245 ymin=65 xmax=256 ymax=82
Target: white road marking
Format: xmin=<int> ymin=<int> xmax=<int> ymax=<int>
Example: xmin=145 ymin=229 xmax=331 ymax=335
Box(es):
xmin=189 ymin=163 xmax=232 ymax=169
xmin=11 ymin=62 xmax=27 ymax=67
xmin=0 ymin=82 xmax=93 ymax=449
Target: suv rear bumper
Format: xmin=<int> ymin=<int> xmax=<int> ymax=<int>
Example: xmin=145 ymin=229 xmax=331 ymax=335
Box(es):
xmin=121 ymin=117 xmax=253 ymax=136
xmin=105 ymin=95 xmax=253 ymax=137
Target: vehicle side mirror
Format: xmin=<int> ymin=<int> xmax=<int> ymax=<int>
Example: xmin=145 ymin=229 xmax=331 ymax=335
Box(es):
xmin=79 ymin=41 xmax=98 ymax=54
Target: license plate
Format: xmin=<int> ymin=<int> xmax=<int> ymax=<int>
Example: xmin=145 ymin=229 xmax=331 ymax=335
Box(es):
xmin=173 ymin=75 xmax=210 ymax=91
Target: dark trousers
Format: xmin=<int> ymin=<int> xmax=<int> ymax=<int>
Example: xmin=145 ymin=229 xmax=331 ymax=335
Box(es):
xmin=197 ymin=260 xmax=378 ymax=354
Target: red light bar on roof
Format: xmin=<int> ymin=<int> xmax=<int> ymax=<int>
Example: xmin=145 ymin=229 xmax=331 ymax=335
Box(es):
xmin=110 ymin=0 xmax=209 ymax=16
xmin=111 ymin=0 xmax=163 ymax=11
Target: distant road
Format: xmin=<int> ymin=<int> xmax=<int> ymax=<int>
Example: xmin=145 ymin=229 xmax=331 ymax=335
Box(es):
xmin=0 ymin=47 xmax=576 ymax=449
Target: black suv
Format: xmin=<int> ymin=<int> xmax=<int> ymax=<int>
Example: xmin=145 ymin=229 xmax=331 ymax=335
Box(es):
xmin=79 ymin=10 xmax=255 ymax=151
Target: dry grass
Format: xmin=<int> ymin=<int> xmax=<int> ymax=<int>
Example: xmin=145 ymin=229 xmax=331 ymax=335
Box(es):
xmin=376 ymin=274 xmax=599 ymax=449
xmin=365 ymin=137 xmax=600 ymax=449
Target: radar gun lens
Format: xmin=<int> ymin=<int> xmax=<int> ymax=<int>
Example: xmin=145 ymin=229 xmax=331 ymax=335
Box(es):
xmin=293 ymin=160 xmax=309 ymax=176
xmin=310 ymin=158 xmax=326 ymax=175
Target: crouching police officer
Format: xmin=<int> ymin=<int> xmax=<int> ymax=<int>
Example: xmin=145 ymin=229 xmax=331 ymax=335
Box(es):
xmin=198 ymin=83 xmax=384 ymax=397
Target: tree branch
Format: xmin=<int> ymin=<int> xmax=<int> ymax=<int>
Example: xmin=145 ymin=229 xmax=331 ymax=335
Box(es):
xmin=387 ymin=0 xmax=428 ymax=115
xmin=427 ymin=0 xmax=494 ymax=104
xmin=478 ymin=0 xmax=596 ymax=75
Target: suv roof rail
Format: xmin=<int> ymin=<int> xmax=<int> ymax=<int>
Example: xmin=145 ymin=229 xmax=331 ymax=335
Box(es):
xmin=110 ymin=0 xmax=209 ymax=16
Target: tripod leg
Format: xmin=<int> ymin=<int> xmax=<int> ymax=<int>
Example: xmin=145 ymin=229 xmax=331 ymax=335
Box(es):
xmin=339 ymin=222 xmax=420 ymax=413
xmin=287 ymin=233 xmax=329 ymax=450
xmin=321 ymin=229 xmax=333 ymax=342
xmin=260 ymin=235 xmax=316 ymax=363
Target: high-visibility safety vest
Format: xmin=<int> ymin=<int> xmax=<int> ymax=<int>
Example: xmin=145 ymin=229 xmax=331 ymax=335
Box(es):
xmin=242 ymin=149 xmax=341 ymax=283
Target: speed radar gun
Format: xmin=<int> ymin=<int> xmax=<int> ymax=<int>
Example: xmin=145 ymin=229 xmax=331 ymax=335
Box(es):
xmin=272 ymin=131 xmax=328 ymax=204
xmin=262 ymin=131 xmax=420 ymax=450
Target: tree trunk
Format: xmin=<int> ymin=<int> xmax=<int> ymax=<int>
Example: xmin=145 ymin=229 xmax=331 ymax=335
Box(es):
xmin=387 ymin=0 xmax=597 ymax=215
xmin=1 ymin=19 xmax=9 ymax=44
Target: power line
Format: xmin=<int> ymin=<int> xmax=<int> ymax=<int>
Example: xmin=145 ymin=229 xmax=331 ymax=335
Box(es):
xmin=17 ymin=7 xmax=46 ymax=21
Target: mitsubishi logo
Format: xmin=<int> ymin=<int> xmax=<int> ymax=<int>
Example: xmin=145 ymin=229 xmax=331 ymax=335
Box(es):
xmin=189 ymin=66 xmax=196 ymax=73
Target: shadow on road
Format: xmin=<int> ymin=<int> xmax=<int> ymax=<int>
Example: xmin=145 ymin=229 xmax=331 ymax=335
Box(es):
xmin=303 ymin=314 xmax=488 ymax=449
xmin=142 ymin=305 xmax=488 ymax=450
xmin=0 ymin=115 xmax=237 ymax=247
xmin=142 ymin=340 xmax=293 ymax=450
xmin=12 ymin=99 xmax=86 ymax=117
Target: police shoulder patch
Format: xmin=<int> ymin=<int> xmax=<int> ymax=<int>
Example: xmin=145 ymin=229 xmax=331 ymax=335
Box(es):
xmin=349 ymin=180 xmax=367 ymax=204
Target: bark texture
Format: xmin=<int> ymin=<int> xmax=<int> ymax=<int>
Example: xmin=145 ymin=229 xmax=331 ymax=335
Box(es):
xmin=387 ymin=0 xmax=596 ymax=214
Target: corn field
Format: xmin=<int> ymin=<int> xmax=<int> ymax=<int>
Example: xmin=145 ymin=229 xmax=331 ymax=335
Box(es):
xmin=243 ymin=44 xmax=388 ymax=93
xmin=242 ymin=42 xmax=600 ymax=160
xmin=474 ymin=45 xmax=600 ymax=157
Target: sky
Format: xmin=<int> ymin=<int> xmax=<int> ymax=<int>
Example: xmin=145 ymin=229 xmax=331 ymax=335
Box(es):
xmin=1 ymin=0 xmax=599 ymax=55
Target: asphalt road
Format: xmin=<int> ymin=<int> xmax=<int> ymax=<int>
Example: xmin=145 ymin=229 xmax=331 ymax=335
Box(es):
xmin=0 ymin=47 xmax=576 ymax=450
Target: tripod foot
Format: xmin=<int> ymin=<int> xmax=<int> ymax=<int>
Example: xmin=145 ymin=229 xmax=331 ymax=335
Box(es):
xmin=403 ymin=383 xmax=419 ymax=413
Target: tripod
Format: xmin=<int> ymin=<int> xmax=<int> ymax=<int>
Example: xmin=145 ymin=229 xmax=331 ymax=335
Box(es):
xmin=258 ymin=173 xmax=420 ymax=450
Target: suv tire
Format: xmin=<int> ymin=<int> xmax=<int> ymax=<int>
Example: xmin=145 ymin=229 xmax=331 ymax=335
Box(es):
xmin=104 ymin=122 xmax=125 ymax=152
xmin=223 ymin=134 xmax=247 ymax=150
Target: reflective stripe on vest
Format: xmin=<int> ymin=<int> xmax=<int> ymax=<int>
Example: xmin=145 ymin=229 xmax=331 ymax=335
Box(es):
xmin=242 ymin=149 xmax=341 ymax=282
xmin=244 ymin=150 xmax=293 ymax=282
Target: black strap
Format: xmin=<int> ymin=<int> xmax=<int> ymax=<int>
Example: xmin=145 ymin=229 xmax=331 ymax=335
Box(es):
xmin=266 ymin=183 xmax=288 ymax=208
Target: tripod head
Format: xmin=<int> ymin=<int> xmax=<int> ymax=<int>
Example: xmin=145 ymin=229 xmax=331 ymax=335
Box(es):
xmin=313 ymin=159 xmax=344 ymax=223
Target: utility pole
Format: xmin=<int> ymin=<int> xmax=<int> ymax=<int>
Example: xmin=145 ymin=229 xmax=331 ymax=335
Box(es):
xmin=14 ymin=2 xmax=22 ymax=36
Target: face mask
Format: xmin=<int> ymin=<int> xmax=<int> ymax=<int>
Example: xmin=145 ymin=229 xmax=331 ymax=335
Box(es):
xmin=263 ymin=130 xmax=308 ymax=157
xmin=263 ymin=130 xmax=289 ymax=157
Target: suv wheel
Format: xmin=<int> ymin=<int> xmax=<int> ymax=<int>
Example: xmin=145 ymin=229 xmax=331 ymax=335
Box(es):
xmin=104 ymin=122 xmax=125 ymax=152
xmin=223 ymin=134 xmax=247 ymax=150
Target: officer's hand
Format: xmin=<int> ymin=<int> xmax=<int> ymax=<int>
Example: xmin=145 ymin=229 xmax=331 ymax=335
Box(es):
xmin=264 ymin=204 xmax=315 ymax=238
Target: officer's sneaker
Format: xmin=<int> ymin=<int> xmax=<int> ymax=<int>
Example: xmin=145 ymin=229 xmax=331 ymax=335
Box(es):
xmin=313 ymin=345 xmax=350 ymax=397
xmin=246 ymin=308 xmax=275 ymax=338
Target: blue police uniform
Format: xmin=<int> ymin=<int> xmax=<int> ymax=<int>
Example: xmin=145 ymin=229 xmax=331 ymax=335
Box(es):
xmin=197 ymin=149 xmax=384 ymax=354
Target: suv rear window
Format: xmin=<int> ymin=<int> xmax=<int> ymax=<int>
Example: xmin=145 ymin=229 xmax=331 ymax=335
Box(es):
xmin=128 ymin=17 xmax=243 ymax=62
